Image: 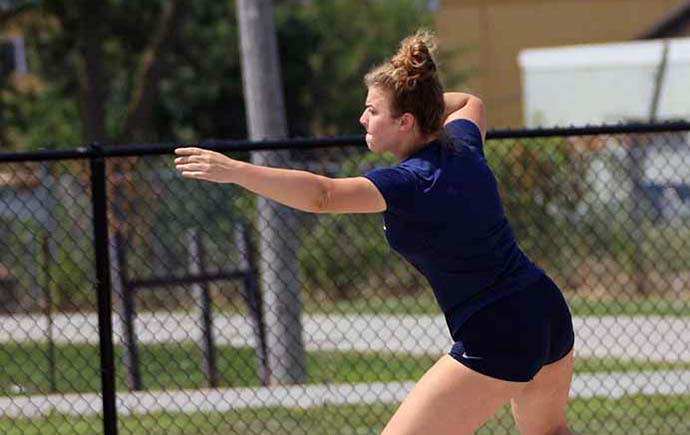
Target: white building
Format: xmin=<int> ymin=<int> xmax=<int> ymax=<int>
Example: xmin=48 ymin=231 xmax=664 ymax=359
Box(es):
xmin=519 ymin=37 xmax=690 ymax=127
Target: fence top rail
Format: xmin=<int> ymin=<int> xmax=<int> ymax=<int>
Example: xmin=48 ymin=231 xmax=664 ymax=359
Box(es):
xmin=1 ymin=121 xmax=689 ymax=163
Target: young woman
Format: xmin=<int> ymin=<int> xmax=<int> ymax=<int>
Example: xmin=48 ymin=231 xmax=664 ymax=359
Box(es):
xmin=175 ymin=30 xmax=575 ymax=435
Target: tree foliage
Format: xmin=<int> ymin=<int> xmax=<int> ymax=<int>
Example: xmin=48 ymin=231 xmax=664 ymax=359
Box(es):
xmin=1 ymin=0 xmax=435 ymax=150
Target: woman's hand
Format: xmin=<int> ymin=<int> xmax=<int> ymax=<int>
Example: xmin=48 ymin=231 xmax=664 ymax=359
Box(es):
xmin=174 ymin=147 xmax=246 ymax=184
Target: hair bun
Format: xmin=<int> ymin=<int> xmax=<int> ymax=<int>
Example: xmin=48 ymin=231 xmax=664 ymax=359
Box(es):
xmin=389 ymin=29 xmax=438 ymax=91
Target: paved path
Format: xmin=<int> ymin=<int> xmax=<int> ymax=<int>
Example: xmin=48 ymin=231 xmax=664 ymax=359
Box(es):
xmin=2 ymin=369 xmax=690 ymax=418
xmin=2 ymin=312 xmax=690 ymax=362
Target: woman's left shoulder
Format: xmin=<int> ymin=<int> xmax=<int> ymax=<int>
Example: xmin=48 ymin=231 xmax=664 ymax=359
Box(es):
xmin=443 ymin=118 xmax=485 ymax=151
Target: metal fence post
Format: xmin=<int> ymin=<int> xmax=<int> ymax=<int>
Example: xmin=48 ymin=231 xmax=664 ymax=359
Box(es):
xmin=110 ymin=225 xmax=142 ymax=391
xmin=89 ymin=143 xmax=119 ymax=435
xmin=37 ymin=162 xmax=58 ymax=392
xmin=186 ymin=228 xmax=219 ymax=388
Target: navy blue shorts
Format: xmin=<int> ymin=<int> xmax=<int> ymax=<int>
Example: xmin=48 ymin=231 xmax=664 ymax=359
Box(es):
xmin=448 ymin=274 xmax=575 ymax=382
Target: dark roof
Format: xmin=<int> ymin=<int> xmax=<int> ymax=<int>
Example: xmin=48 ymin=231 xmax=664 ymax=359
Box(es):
xmin=637 ymin=1 xmax=690 ymax=39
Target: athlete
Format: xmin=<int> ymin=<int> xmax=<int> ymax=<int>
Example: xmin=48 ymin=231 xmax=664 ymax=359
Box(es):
xmin=175 ymin=30 xmax=575 ymax=435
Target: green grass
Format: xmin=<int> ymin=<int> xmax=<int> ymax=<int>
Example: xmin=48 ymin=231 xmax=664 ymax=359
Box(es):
xmin=2 ymin=344 xmax=690 ymax=434
xmin=0 ymin=343 xmax=436 ymax=396
xmin=1 ymin=394 xmax=689 ymax=434
xmin=3 ymin=342 xmax=690 ymax=397
xmin=478 ymin=394 xmax=690 ymax=435
xmin=574 ymin=357 xmax=690 ymax=374
xmin=300 ymin=292 xmax=690 ymax=317
xmin=301 ymin=292 xmax=440 ymax=315
xmin=567 ymin=295 xmax=690 ymax=317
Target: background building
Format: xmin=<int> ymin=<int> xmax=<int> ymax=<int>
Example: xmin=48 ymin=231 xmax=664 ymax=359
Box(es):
xmin=519 ymin=37 xmax=690 ymax=126
xmin=436 ymin=0 xmax=690 ymax=128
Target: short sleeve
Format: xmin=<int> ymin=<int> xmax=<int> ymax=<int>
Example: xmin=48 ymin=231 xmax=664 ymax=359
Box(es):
xmin=445 ymin=119 xmax=483 ymax=149
xmin=362 ymin=166 xmax=417 ymax=214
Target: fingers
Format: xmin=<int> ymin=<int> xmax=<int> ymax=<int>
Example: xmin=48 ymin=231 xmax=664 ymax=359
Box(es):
xmin=174 ymin=153 xmax=213 ymax=165
xmin=175 ymin=162 xmax=206 ymax=171
xmin=174 ymin=147 xmax=202 ymax=165
xmin=173 ymin=147 xmax=220 ymax=182
xmin=174 ymin=147 xmax=204 ymax=156
xmin=174 ymin=155 xmax=199 ymax=164
xmin=179 ymin=171 xmax=204 ymax=179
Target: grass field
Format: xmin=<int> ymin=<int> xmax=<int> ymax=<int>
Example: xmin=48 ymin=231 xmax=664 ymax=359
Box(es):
xmin=301 ymin=292 xmax=690 ymax=317
xmin=2 ymin=307 xmax=689 ymax=434
xmin=0 ymin=343 xmax=436 ymax=396
xmin=0 ymin=393 xmax=689 ymax=434
xmin=2 ymin=342 xmax=690 ymax=397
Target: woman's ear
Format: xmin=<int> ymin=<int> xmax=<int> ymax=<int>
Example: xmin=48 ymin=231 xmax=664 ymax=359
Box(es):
xmin=398 ymin=113 xmax=416 ymax=132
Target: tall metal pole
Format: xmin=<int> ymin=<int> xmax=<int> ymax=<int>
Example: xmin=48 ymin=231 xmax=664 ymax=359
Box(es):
xmin=90 ymin=143 xmax=119 ymax=435
xmin=235 ymin=0 xmax=306 ymax=384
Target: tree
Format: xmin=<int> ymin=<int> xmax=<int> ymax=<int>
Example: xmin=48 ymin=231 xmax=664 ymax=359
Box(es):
xmin=1 ymin=1 xmax=219 ymax=149
xmin=1 ymin=0 xmax=437 ymax=150
xmin=276 ymin=0 xmax=436 ymax=136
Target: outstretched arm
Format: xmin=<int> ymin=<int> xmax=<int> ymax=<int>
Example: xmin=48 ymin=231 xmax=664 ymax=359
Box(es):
xmin=174 ymin=147 xmax=386 ymax=214
xmin=443 ymin=92 xmax=487 ymax=142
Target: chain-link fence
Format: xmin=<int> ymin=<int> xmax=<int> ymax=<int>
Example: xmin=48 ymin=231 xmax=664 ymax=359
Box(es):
xmin=1 ymin=123 xmax=690 ymax=434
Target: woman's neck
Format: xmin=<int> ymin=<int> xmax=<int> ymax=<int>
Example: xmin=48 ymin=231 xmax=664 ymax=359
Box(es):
xmin=397 ymin=131 xmax=440 ymax=161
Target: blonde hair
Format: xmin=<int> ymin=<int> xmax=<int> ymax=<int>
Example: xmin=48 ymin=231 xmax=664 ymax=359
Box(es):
xmin=364 ymin=29 xmax=444 ymax=135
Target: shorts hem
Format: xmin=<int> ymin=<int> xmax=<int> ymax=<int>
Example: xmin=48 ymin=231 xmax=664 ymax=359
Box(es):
xmin=447 ymin=351 xmax=535 ymax=383
xmin=544 ymin=340 xmax=575 ymax=366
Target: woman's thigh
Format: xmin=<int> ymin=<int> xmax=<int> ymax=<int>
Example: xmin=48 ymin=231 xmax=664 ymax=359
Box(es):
xmin=381 ymin=355 xmax=526 ymax=435
xmin=510 ymin=349 xmax=574 ymax=435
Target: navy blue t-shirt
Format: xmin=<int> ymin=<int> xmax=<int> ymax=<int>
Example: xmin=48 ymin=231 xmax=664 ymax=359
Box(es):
xmin=363 ymin=119 xmax=543 ymax=335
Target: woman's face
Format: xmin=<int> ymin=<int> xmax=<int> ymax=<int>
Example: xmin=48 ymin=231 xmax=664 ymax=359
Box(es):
xmin=359 ymin=87 xmax=403 ymax=155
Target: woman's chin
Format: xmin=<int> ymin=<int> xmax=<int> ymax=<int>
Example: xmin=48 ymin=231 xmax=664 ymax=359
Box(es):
xmin=365 ymin=136 xmax=381 ymax=153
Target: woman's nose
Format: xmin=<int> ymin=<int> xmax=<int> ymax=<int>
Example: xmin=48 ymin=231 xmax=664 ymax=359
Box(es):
xmin=359 ymin=112 xmax=367 ymax=128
